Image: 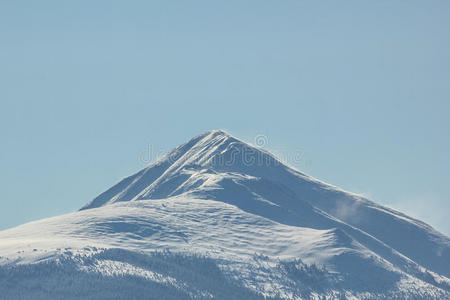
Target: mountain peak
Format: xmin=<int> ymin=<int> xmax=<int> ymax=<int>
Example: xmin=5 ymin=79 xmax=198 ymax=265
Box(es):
xmin=4 ymin=131 xmax=450 ymax=300
xmin=203 ymin=129 xmax=230 ymax=137
xmin=167 ymin=129 xmax=288 ymax=177
xmin=165 ymin=129 xmax=239 ymax=167
xmin=191 ymin=129 xmax=231 ymax=144
xmin=79 ymin=130 xmax=450 ymax=280
xmin=81 ymin=130 xmax=289 ymax=210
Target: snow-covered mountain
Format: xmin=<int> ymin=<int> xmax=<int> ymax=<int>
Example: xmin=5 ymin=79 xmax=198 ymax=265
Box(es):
xmin=1 ymin=130 xmax=449 ymax=299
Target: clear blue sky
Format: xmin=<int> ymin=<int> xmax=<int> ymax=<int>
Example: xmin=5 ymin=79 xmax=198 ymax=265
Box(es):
xmin=1 ymin=1 xmax=449 ymax=235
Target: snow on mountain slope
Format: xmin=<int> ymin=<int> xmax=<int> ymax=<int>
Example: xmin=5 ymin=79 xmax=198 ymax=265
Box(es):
xmin=1 ymin=130 xmax=449 ymax=299
xmin=1 ymin=197 xmax=449 ymax=299
xmin=83 ymin=130 xmax=450 ymax=278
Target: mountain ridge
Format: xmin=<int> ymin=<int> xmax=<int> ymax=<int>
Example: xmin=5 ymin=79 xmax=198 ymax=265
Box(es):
xmin=81 ymin=130 xmax=450 ymax=278
xmin=81 ymin=129 xmax=343 ymax=209
xmin=1 ymin=130 xmax=449 ymax=299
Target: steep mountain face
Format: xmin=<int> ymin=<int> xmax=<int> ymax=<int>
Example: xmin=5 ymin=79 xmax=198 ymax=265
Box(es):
xmin=1 ymin=130 xmax=449 ymax=300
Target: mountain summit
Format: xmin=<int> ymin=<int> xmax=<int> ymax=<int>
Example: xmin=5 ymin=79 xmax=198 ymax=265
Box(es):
xmin=82 ymin=130 xmax=450 ymax=278
xmin=82 ymin=129 xmax=304 ymax=209
xmin=1 ymin=130 xmax=449 ymax=299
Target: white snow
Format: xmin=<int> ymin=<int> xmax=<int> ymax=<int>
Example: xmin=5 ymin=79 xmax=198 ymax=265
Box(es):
xmin=0 ymin=130 xmax=448 ymax=299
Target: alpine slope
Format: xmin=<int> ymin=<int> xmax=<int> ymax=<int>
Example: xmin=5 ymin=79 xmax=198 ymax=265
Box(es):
xmin=0 ymin=130 xmax=449 ymax=299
